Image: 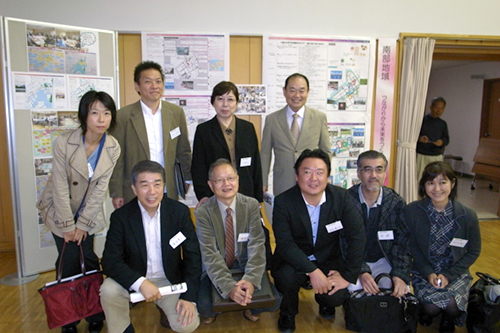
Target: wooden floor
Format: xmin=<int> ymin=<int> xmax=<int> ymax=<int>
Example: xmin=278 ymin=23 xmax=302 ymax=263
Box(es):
xmin=1 ymin=220 xmax=499 ymax=332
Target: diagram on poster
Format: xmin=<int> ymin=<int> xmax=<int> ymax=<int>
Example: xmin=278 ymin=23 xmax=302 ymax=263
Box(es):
xmin=263 ymin=35 xmax=374 ymax=113
xmin=142 ymin=33 xmax=229 ymax=92
xmin=328 ymin=123 xmax=365 ymax=188
xmin=13 ymin=72 xmax=66 ymax=109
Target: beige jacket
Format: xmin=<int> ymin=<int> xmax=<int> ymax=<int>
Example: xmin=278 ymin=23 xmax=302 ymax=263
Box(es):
xmin=37 ymin=128 xmax=120 ymax=237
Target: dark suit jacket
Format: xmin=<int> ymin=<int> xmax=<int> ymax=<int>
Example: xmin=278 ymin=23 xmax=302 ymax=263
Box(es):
xmin=109 ymin=100 xmax=192 ymax=203
xmin=101 ymin=197 xmax=201 ymax=303
xmin=191 ymin=116 xmax=263 ymax=202
xmin=404 ymin=198 xmax=481 ymax=281
xmin=272 ymin=184 xmax=365 ymax=283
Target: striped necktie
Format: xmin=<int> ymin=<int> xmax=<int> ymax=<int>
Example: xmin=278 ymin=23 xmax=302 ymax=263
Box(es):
xmin=224 ymin=208 xmax=235 ymax=268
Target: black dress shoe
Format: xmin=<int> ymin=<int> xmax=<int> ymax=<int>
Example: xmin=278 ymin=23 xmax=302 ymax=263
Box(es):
xmin=278 ymin=314 xmax=295 ymax=333
xmin=61 ymin=325 xmax=77 ymax=333
xmin=439 ymin=314 xmax=455 ymax=333
xmin=88 ymin=321 xmax=103 ymax=333
xmin=319 ymin=306 xmax=335 ymax=319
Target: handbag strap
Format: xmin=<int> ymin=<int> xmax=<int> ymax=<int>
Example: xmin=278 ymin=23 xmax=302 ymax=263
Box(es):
xmin=476 ymin=272 xmax=500 ymax=285
xmin=56 ymin=242 xmax=86 ymax=283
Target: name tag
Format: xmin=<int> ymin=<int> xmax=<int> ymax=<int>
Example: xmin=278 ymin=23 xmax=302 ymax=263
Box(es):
xmin=237 ymin=233 xmax=249 ymax=242
xmin=450 ymin=238 xmax=468 ymax=248
xmin=326 ymin=221 xmax=343 ymax=233
xmin=240 ymin=157 xmax=252 ymax=167
xmin=170 ymin=127 xmax=181 ymax=139
xmin=87 ymin=163 xmax=94 ymax=178
xmin=378 ymin=230 xmax=394 ymax=240
xmin=169 ymin=231 xmax=186 ymax=249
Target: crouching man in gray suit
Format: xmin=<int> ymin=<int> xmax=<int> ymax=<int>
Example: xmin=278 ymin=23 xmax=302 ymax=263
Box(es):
xmin=100 ymin=160 xmax=201 ymax=333
xmin=195 ymin=159 xmax=281 ymax=324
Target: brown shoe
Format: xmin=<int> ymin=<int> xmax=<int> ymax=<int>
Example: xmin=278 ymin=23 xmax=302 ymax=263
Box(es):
xmin=156 ymin=304 xmax=170 ymax=329
xmin=201 ymin=316 xmax=217 ymax=325
xmin=243 ymin=309 xmax=260 ymax=322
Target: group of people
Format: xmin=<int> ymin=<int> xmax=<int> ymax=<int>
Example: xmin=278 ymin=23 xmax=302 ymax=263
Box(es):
xmin=37 ymin=61 xmax=480 ymax=333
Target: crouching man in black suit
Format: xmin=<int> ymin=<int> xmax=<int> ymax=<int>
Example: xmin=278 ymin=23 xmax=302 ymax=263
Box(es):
xmin=271 ymin=149 xmax=365 ymax=333
xmin=100 ymin=160 xmax=201 ymax=333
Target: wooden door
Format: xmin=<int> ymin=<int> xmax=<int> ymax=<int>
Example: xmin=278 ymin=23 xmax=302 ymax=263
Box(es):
xmin=480 ymin=78 xmax=500 ymax=139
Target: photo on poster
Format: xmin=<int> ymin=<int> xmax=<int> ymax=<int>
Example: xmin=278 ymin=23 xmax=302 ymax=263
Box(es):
xmin=58 ymin=111 xmax=79 ymax=128
xmin=236 ymin=85 xmax=267 ymax=114
xmin=34 ymin=158 xmax=53 ymax=177
xmin=32 ymin=111 xmax=58 ymax=129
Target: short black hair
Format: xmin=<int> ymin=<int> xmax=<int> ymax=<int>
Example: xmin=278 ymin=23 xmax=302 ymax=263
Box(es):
xmin=284 ymin=73 xmax=310 ymax=90
xmin=133 ymin=61 xmax=164 ymax=84
xmin=357 ymin=150 xmax=388 ymax=169
xmin=211 ymin=81 xmax=239 ymax=105
xmin=78 ymin=90 xmax=117 ymax=135
xmin=208 ymin=158 xmax=238 ymax=180
xmin=294 ymin=149 xmax=331 ymax=175
xmin=131 ymin=160 xmax=165 ymax=186
xmin=418 ymin=161 xmax=457 ymax=199
xmin=431 ymin=96 xmax=446 ymax=107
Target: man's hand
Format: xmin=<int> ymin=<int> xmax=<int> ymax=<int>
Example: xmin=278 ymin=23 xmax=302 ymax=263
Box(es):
xmin=195 ymin=197 xmax=209 ymax=208
xmin=419 ymin=135 xmax=430 ymax=143
xmin=112 ymin=197 xmax=124 ymax=209
xmin=175 ymin=299 xmax=196 ymax=327
xmin=309 ymin=269 xmax=331 ymax=294
xmin=434 ymin=139 xmax=443 ymax=147
xmin=326 ymin=270 xmax=350 ymax=295
xmin=139 ymin=280 xmax=161 ymax=302
xmin=263 ymin=186 xmax=268 ymax=195
xmin=359 ymin=272 xmax=379 ymax=294
xmin=391 ymin=276 xmax=408 ymax=297
xmin=229 ymin=279 xmax=254 ymax=306
xmin=73 ymin=228 xmax=88 ymax=246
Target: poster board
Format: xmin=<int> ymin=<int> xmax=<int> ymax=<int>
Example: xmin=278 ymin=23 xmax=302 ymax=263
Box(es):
xmin=3 ymin=17 xmax=118 ymax=276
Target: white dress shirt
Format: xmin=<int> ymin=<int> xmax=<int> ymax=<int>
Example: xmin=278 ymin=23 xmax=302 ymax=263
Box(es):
xmin=140 ymin=99 xmax=164 ymax=167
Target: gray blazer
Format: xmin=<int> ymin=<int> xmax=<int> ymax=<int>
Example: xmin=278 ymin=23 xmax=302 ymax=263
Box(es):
xmin=109 ymin=100 xmax=192 ymax=203
xmin=261 ymin=106 xmax=331 ymax=195
xmin=37 ymin=128 xmax=120 ymax=237
xmin=195 ymin=193 xmax=266 ymax=299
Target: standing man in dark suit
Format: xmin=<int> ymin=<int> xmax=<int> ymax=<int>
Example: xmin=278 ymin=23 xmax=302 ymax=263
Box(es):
xmin=271 ymin=149 xmax=365 ymax=333
xmin=261 ymin=73 xmax=331 ymax=196
xmin=347 ymin=150 xmax=411 ymax=297
xmin=191 ymin=81 xmax=262 ymax=205
xmin=109 ymin=61 xmax=192 ymax=208
xmin=100 ymin=161 xmax=201 ymax=333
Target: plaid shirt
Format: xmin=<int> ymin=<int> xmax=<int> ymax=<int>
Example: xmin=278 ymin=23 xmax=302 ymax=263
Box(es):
xmin=346 ymin=185 xmax=412 ymax=283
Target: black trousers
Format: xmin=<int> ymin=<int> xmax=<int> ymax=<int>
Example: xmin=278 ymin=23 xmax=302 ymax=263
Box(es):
xmin=53 ymin=233 xmax=105 ymax=325
xmin=272 ymin=262 xmax=348 ymax=316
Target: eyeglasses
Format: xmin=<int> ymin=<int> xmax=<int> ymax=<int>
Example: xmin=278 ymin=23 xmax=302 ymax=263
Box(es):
xmin=359 ymin=166 xmax=385 ymax=174
xmin=211 ymin=176 xmax=238 ymax=185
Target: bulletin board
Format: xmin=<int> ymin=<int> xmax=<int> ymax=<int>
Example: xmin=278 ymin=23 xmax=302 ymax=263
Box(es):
xmin=3 ymin=17 xmax=118 ymax=276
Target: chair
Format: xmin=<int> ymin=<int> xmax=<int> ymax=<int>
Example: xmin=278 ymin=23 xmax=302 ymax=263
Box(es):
xmin=444 ymin=154 xmax=464 ymax=176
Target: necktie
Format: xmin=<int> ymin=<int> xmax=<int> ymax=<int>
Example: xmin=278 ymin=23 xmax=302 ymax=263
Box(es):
xmin=224 ymin=208 xmax=235 ymax=268
xmin=291 ymin=113 xmax=300 ymax=145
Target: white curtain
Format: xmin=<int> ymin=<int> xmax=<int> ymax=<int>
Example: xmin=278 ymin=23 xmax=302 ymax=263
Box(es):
xmin=395 ymin=38 xmax=435 ymax=203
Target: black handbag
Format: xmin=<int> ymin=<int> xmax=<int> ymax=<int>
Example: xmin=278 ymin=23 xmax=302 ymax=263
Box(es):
xmin=343 ymin=273 xmax=418 ymax=333
xmin=466 ymin=272 xmax=500 ymax=333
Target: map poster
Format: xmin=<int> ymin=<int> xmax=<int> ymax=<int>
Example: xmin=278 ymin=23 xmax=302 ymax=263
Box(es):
xmin=13 ymin=72 xmax=66 ymax=109
xmin=142 ymin=33 xmax=229 ymax=92
xmin=163 ymin=94 xmax=213 ymax=147
xmin=236 ymin=85 xmax=267 ymax=115
xmin=27 ymin=23 xmax=100 ymax=75
xmin=263 ymin=35 xmax=375 ymax=114
xmin=67 ymin=75 xmax=114 ymax=109
xmin=328 ymin=122 xmax=365 ymax=189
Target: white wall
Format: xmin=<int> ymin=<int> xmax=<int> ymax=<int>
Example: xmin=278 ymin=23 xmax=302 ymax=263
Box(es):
xmin=1 ymin=0 xmax=500 ymax=36
xmin=426 ymin=62 xmax=500 ymax=175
